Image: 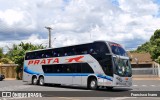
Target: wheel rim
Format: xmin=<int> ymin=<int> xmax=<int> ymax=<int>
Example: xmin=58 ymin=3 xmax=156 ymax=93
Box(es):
xmin=90 ymin=80 xmax=96 ymax=88
xmin=40 ymin=78 xmax=44 ymax=85
xmin=33 ymin=77 xmax=37 ymax=84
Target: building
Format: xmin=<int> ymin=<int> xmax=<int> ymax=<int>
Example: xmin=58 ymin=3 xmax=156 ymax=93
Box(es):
xmin=128 ymin=52 xmax=154 ymax=68
xmin=128 ymin=52 xmax=160 ymax=77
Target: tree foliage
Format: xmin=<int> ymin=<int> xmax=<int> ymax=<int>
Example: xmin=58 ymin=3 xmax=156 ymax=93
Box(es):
xmin=0 ymin=58 xmax=13 ymax=64
xmin=134 ymin=29 xmax=160 ymax=63
xmin=0 ymin=48 xmax=4 ymax=59
xmin=6 ymin=42 xmax=45 ymax=79
xmin=0 ymin=48 xmax=13 ymax=64
xmin=150 ymin=29 xmax=160 ymax=59
xmin=136 ymin=42 xmax=151 ymax=53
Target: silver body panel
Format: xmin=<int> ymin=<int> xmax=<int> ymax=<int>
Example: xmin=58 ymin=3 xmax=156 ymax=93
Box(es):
xmin=23 ymin=41 xmax=132 ymax=87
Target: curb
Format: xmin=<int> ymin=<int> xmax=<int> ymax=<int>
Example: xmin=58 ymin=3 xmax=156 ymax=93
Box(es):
xmin=4 ymin=78 xmax=16 ymax=80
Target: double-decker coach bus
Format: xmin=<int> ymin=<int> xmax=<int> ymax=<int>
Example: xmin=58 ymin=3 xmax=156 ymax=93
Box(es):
xmin=23 ymin=41 xmax=132 ymax=90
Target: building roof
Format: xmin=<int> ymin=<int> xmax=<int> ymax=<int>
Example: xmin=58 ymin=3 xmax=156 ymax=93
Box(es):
xmin=128 ymin=52 xmax=153 ymax=64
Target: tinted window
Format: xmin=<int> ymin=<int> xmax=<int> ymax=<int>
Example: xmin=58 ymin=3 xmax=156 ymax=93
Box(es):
xmin=109 ymin=43 xmax=127 ymax=56
xmin=75 ymin=63 xmax=81 ymax=73
xmin=51 ymin=48 xmax=64 ymax=57
xmin=42 ymin=63 xmax=94 ymax=73
xmin=25 ymin=52 xmax=30 ymax=60
xmin=75 ymin=44 xmax=89 ymax=55
xmin=93 ymin=42 xmax=110 ymax=54
xmin=81 ymin=63 xmax=94 ymax=73
xmin=44 ymin=50 xmax=53 ymax=58
xmin=25 ymin=42 xmax=110 ymax=60
xmin=63 ymin=46 xmax=76 ymax=56
xmin=99 ymin=55 xmax=113 ymax=76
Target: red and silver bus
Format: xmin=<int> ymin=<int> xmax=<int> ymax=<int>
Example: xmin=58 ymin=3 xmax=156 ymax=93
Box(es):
xmin=23 ymin=41 xmax=132 ymax=90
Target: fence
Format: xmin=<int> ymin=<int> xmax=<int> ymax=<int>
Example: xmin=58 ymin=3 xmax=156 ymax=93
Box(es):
xmin=132 ymin=68 xmax=160 ymax=78
xmin=0 ymin=64 xmax=18 ymax=78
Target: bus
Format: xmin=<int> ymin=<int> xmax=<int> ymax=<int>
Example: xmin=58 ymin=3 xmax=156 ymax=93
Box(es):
xmin=23 ymin=41 xmax=132 ymax=90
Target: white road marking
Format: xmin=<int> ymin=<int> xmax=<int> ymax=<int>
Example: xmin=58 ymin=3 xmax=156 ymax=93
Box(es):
xmin=106 ymin=97 xmax=137 ymax=100
xmin=133 ymin=84 xmax=159 ymax=87
xmin=132 ymin=85 xmax=138 ymax=87
xmin=0 ymin=85 xmax=33 ymax=91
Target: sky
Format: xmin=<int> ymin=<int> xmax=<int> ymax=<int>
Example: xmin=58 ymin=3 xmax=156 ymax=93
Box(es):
xmin=0 ymin=0 xmax=160 ymax=53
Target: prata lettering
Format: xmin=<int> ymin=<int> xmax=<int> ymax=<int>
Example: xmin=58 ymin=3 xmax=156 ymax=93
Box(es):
xmin=28 ymin=58 xmax=59 ymax=65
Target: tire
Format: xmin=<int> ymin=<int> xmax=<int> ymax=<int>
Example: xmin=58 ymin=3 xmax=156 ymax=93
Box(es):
xmin=32 ymin=76 xmax=38 ymax=85
xmin=89 ymin=79 xmax=98 ymax=90
xmin=106 ymin=87 xmax=113 ymax=90
xmin=54 ymin=84 xmax=61 ymax=87
xmin=39 ymin=76 xmax=45 ymax=86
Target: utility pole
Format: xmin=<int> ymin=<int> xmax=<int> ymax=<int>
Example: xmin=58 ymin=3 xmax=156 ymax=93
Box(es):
xmin=45 ymin=26 xmax=52 ymax=48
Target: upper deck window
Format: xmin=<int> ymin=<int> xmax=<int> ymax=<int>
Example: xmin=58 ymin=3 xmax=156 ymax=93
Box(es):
xmin=91 ymin=42 xmax=110 ymax=55
xmin=109 ymin=42 xmax=127 ymax=56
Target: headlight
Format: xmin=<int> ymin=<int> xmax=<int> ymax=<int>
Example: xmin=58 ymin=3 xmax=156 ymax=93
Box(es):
xmin=122 ymin=66 xmax=125 ymax=72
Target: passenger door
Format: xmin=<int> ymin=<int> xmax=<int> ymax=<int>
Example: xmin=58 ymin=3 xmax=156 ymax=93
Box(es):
xmin=72 ymin=63 xmax=82 ymax=85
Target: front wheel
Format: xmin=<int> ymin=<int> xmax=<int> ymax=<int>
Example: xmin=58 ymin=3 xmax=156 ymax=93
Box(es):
xmin=89 ymin=79 xmax=98 ymax=90
xmin=39 ymin=77 xmax=45 ymax=86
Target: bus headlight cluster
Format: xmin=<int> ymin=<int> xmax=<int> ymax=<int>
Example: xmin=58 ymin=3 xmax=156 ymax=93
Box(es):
xmin=122 ymin=66 xmax=125 ymax=72
xmin=116 ymin=77 xmax=122 ymax=82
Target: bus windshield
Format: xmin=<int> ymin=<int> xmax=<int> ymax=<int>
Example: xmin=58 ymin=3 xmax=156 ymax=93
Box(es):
xmin=109 ymin=42 xmax=127 ymax=56
xmin=113 ymin=57 xmax=132 ymax=77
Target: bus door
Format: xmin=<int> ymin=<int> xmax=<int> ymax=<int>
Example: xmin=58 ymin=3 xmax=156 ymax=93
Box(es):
xmin=72 ymin=63 xmax=82 ymax=85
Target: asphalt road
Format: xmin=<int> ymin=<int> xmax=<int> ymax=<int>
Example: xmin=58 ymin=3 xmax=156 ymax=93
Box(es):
xmin=0 ymin=80 xmax=160 ymax=100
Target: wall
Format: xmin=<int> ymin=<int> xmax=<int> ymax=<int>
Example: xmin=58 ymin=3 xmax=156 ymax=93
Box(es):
xmin=0 ymin=64 xmax=17 ymax=78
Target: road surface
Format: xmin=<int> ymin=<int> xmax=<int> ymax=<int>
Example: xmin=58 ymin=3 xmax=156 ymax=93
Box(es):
xmin=0 ymin=80 xmax=159 ymax=100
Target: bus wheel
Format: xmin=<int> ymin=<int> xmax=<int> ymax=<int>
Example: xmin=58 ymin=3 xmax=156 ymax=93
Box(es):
xmin=106 ymin=87 xmax=113 ymax=90
xmin=54 ymin=84 xmax=61 ymax=87
xmin=39 ymin=76 xmax=45 ymax=86
xmin=32 ymin=76 xmax=38 ymax=85
xmin=89 ymin=79 xmax=98 ymax=90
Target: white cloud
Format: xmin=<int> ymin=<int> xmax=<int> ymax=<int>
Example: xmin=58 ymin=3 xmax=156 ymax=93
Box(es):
xmin=0 ymin=0 xmax=160 ymax=53
xmin=0 ymin=9 xmax=24 ymax=25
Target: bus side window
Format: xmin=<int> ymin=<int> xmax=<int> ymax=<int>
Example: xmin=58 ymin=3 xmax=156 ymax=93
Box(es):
xmin=81 ymin=63 xmax=94 ymax=73
xmin=56 ymin=65 xmax=61 ymax=73
xmin=72 ymin=47 xmax=77 ymax=55
xmin=63 ymin=46 xmax=75 ymax=56
xmin=37 ymin=51 xmax=42 ymax=59
xmin=25 ymin=53 xmax=29 ymax=60
xmin=62 ymin=64 xmax=72 ymax=73
xmin=53 ymin=48 xmax=63 ymax=57
xmin=45 ymin=50 xmax=52 ymax=58
xmin=75 ymin=63 xmax=81 ymax=73
xmin=94 ymin=42 xmax=110 ymax=54
xmin=75 ymin=44 xmax=88 ymax=55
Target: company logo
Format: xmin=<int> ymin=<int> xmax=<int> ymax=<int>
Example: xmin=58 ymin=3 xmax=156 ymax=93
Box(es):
xmin=2 ymin=92 xmax=11 ymax=97
xmin=28 ymin=58 xmax=59 ymax=65
xmin=27 ymin=56 xmax=84 ymax=65
xmin=66 ymin=56 xmax=84 ymax=63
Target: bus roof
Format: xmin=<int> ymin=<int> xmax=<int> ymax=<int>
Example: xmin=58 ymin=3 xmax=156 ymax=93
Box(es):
xmin=26 ymin=40 xmax=118 ymax=53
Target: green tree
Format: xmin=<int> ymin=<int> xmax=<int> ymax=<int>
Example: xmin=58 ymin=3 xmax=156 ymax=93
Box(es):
xmin=136 ymin=42 xmax=151 ymax=53
xmin=0 ymin=58 xmax=13 ymax=64
xmin=133 ymin=29 xmax=160 ymax=64
xmin=155 ymin=56 xmax=160 ymax=64
xmin=7 ymin=42 xmax=45 ymax=79
xmin=0 ymin=48 xmax=4 ymax=59
xmin=150 ymin=29 xmax=160 ymax=59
